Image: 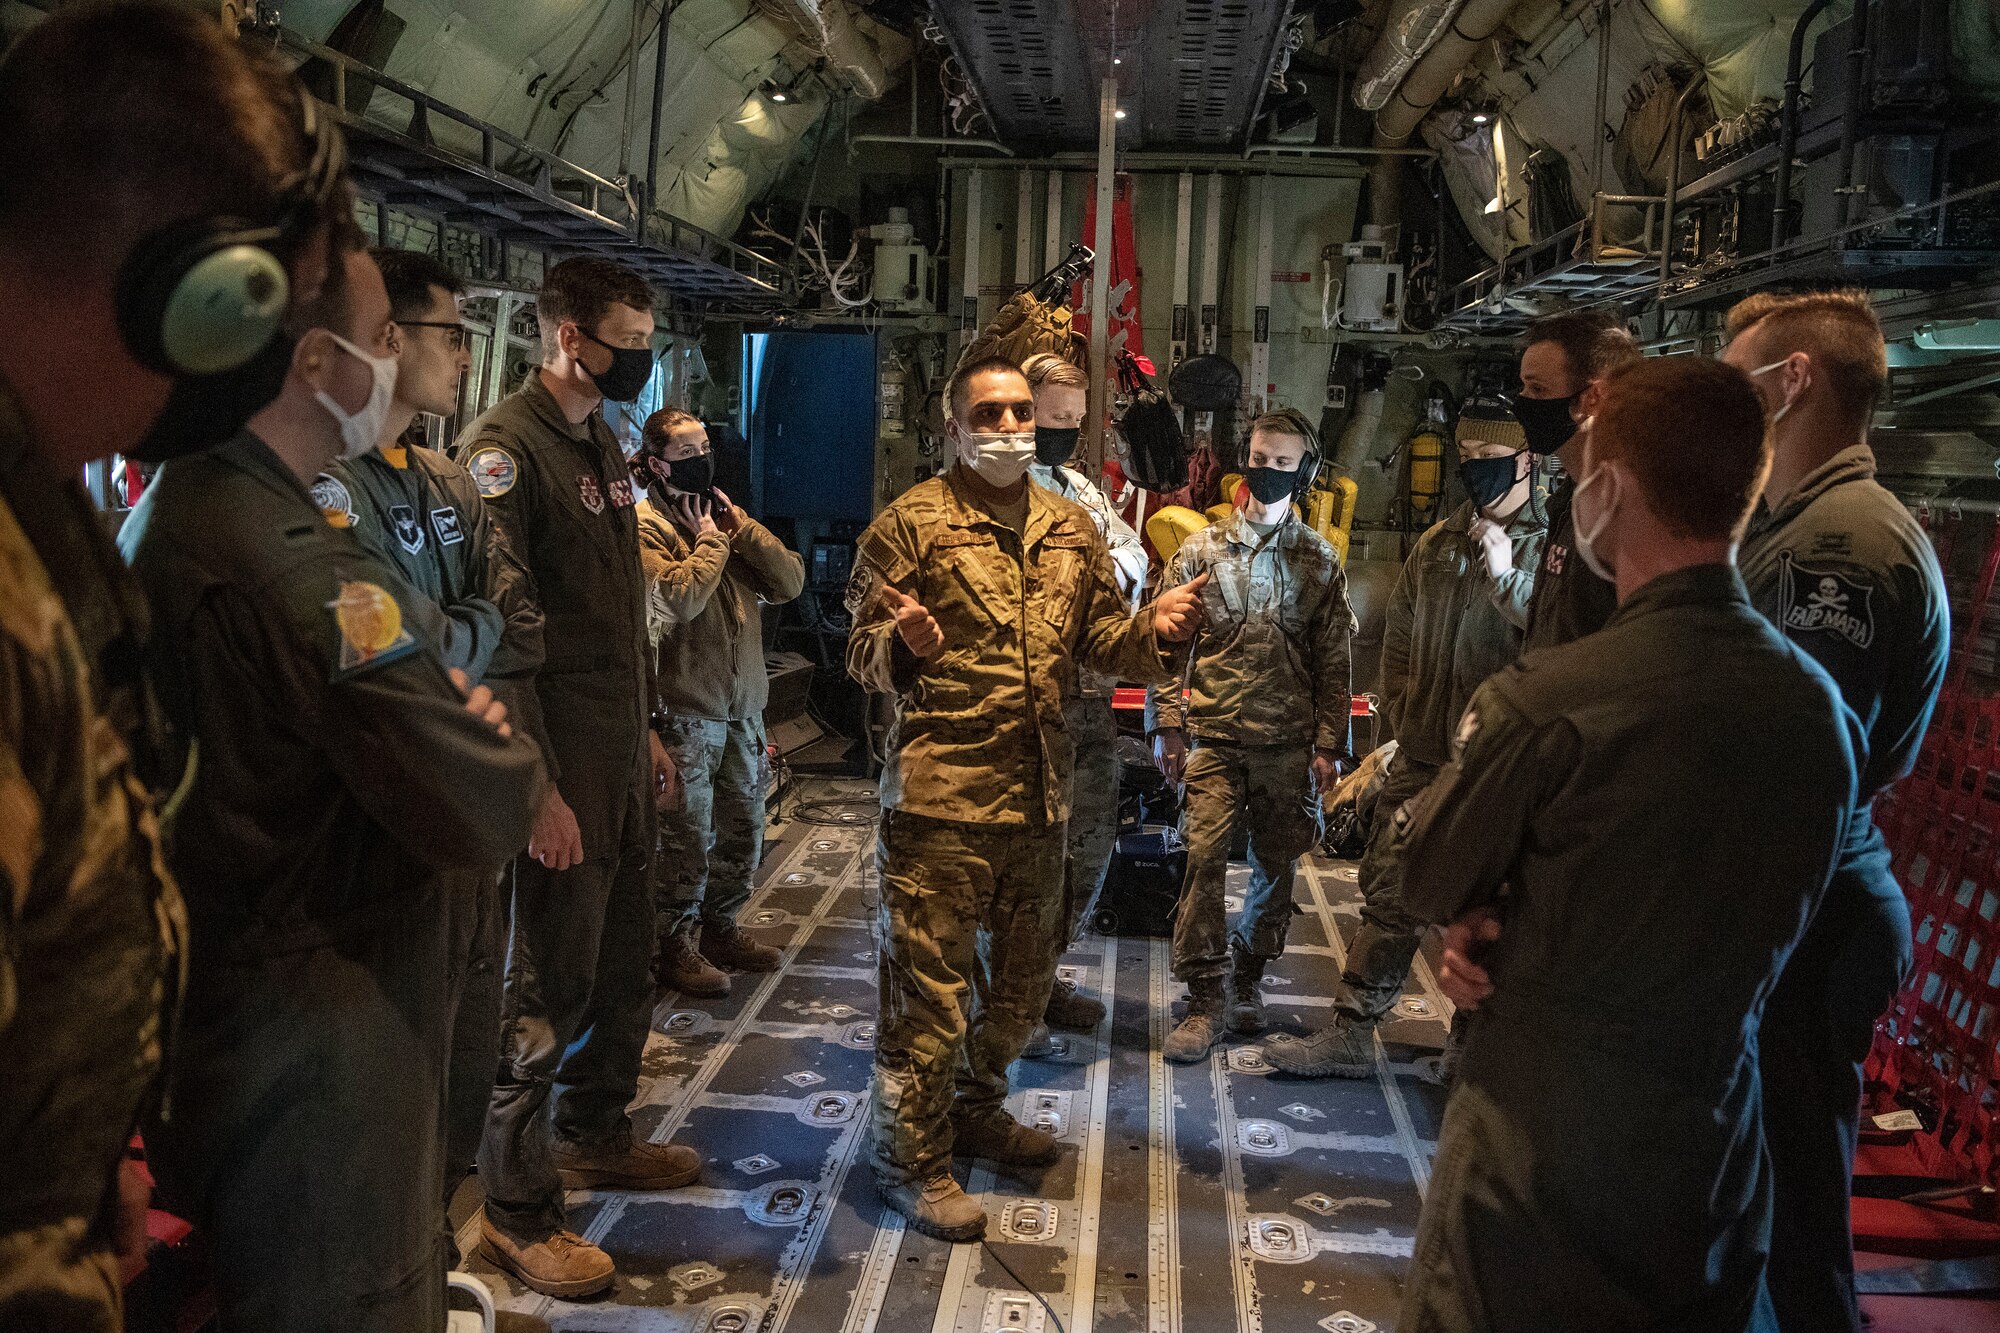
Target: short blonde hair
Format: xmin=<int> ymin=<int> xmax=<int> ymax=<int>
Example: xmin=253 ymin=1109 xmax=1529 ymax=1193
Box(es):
xmin=1725 ymin=289 xmax=1887 ymax=431
xmin=1022 ymin=353 xmax=1089 ymax=391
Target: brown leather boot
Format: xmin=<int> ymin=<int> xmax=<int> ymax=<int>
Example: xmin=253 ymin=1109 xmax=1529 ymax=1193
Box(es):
xmin=700 ymin=918 xmax=782 ymax=972
xmin=1227 ymin=949 xmax=1268 ymax=1035
xmin=551 ymin=1132 xmax=701 ymax=1191
xmin=952 ymin=1110 xmax=1061 ymax=1167
xmin=1164 ymin=979 xmax=1226 ymax=1064
xmin=476 ymin=1213 xmax=614 ymax=1298
xmin=876 ymin=1172 xmax=987 ymax=1242
xmin=655 ymin=929 xmax=728 ymax=997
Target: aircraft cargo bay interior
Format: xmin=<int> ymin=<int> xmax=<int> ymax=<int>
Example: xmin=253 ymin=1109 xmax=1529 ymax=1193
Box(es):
xmin=6 ymin=2 xmax=2000 ymax=1332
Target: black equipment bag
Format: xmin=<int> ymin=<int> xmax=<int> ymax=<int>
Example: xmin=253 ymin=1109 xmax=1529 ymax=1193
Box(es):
xmin=1116 ymin=352 xmax=1188 ymax=492
xmin=1093 ymin=826 xmax=1186 ymax=938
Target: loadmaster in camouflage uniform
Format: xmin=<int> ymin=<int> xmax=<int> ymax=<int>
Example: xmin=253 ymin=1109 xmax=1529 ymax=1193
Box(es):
xmin=1147 ymin=409 xmax=1354 ymax=1066
xmin=1267 ymin=398 xmax=1542 ymax=1078
xmin=845 ymin=357 xmax=1205 ymax=1242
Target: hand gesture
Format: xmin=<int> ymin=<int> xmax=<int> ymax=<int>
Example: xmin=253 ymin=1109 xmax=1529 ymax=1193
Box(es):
xmin=880 ymin=584 xmax=944 ymax=657
xmin=709 ymin=486 xmax=742 ymax=534
xmin=1151 ymin=570 xmax=1210 ymax=642
xmin=1438 ymin=906 xmax=1502 ymax=1011
xmin=529 ymin=786 xmax=585 ymax=871
xmin=1469 ymin=517 xmax=1513 ymax=581
xmin=449 ymin=667 xmax=511 ymax=739
xmin=677 ymin=492 xmax=719 ymax=536
xmin=1152 ymin=728 xmax=1188 ymax=785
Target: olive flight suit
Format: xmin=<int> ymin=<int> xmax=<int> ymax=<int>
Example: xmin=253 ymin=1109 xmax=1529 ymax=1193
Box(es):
xmin=1740 ymin=444 xmax=1949 ymax=1333
xmin=0 ymin=382 xmax=183 ymax=1332
xmin=317 ymin=437 xmax=548 ymax=1227
xmin=639 ymin=496 xmax=804 ymax=940
xmin=1392 ymin=565 xmax=1861 ymax=1333
xmin=1145 ymin=511 xmax=1353 ymax=985
xmin=1334 ymin=499 xmax=1541 ymax=1025
xmin=451 ymin=371 xmax=656 ymax=1245
xmin=1031 ymin=462 xmax=1148 ymax=948
xmin=1521 ymin=470 xmax=1617 ymax=651
xmin=845 ymin=466 xmax=1173 ymax=1187
xmin=120 ymin=429 xmax=545 ymax=1333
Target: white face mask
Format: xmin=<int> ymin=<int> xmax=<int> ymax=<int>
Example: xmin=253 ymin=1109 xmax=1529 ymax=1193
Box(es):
xmin=1751 ymin=359 xmax=1797 ymax=425
xmin=955 ymin=425 xmax=1036 ymax=488
xmin=1571 ymin=459 xmax=1620 ymax=583
xmin=314 ymin=330 xmax=400 ymax=459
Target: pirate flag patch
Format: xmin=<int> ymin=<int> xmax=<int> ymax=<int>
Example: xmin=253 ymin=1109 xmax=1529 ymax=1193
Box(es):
xmin=1778 ymin=551 xmax=1875 ymax=650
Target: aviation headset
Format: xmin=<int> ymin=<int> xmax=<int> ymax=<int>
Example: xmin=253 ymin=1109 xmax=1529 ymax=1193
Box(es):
xmin=1251 ymin=405 xmax=1324 ymax=497
xmin=113 ymin=90 xmax=347 ymax=377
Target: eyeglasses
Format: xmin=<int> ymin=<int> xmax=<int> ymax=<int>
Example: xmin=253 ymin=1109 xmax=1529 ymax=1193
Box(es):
xmin=400 ymin=321 xmax=469 ymax=351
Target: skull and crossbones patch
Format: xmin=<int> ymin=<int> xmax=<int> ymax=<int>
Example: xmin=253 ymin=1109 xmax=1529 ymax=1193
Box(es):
xmin=1778 ymin=551 xmax=1874 ymax=650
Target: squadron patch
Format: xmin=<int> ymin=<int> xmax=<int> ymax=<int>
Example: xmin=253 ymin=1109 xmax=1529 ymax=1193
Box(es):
xmin=578 ymin=474 xmax=605 ymax=515
xmin=609 ymin=477 xmax=636 ymax=509
xmin=844 ymin=563 xmax=883 ymax=619
xmin=467 ymin=447 xmax=517 ymax=499
xmin=388 ymin=503 xmax=425 ymax=555
xmin=311 ymin=474 xmax=355 ymax=529
xmin=430 ymin=507 xmax=465 ymax=546
xmin=327 ymin=580 xmax=417 ymax=677
xmin=1778 ymin=550 xmax=1875 ymax=649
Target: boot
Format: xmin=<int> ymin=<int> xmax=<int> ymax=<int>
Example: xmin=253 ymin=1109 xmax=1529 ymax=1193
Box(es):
xmin=877 ymin=1171 xmax=987 ymax=1242
xmin=700 ymin=918 xmax=782 ymax=973
xmin=1043 ymin=976 xmax=1107 ymax=1031
xmin=1227 ymin=950 xmax=1267 ymax=1035
xmin=655 ymin=928 xmax=729 ymax=997
xmin=1019 ymin=1022 xmax=1058 ymax=1059
xmin=476 ymin=1213 xmax=614 ymax=1298
xmin=1163 ymin=980 xmax=1225 ymax=1065
xmin=953 ymin=1109 xmax=1061 ymax=1168
xmin=1262 ymin=1016 xmax=1376 ymax=1079
xmin=551 ymin=1131 xmax=701 ymax=1191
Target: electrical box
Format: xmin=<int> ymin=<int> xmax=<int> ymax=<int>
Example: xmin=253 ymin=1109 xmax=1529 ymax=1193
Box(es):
xmin=1341 ymin=262 xmax=1403 ymax=332
xmin=868 ymin=206 xmax=931 ymax=313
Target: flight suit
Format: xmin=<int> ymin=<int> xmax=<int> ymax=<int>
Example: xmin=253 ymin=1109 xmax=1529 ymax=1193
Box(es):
xmin=450 ymin=371 xmax=656 ymax=1245
xmin=1032 ymin=462 xmax=1148 ymax=948
xmin=316 ymin=438 xmax=548 ymax=1223
xmin=1522 ymin=471 xmax=1617 ymax=651
xmin=845 ymin=467 xmax=1173 ymax=1186
xmin=0 ymin=384 xmax=183 ymax=1332
xmin=1145 ymin=511 xmax=1353 ymax=985
xmin=1392 ymin=565 xmax=1861 ymax=1333
xmin=1334 ymin=499 xmax=1541 ymax=1025
xmin=639 ymin=498 xmax=804 ymax=940
xmin=119 ymin=429 xmax=545 ymax=1333
xmin=1739 ymin=444 xmax=1949 ymax=1333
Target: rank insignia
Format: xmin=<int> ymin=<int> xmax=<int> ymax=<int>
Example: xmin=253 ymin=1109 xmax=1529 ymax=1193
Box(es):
xmin=578 ymin=474 xmax=605 ymax=514
xmin=328 ymin=580 xmax=417 ymax=677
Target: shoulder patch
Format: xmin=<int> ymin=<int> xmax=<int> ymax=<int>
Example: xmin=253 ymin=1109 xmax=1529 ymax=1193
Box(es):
xmin=845 ymin=563 xmax=883 ymax=619
xmin=328 ymin=580 xmax=418 ymax=677
xmin=430 ymin=507 xmax=466 ymax=546
xmin=577 ymin=473 xmax=605 ymax=515
xmin=1778 ymin=550 xmax=1875 ymax=649
xmin=311 ymin=473 xmax=356 ymax=528
xmin=468 ymin=447 xmax=518 ymax=499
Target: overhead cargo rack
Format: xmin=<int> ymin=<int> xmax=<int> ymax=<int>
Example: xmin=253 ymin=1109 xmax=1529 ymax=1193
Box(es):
xmin=274 ymin=30 xmax=790 ymax=310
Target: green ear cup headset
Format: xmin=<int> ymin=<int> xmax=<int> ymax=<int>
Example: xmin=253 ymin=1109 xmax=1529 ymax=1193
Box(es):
xmin=114 ymin=90 xmax=345 ymax=376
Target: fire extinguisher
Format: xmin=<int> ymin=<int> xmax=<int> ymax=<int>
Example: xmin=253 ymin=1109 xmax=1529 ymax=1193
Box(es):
xmin=878 ymin=358 xmax=907 ymax=438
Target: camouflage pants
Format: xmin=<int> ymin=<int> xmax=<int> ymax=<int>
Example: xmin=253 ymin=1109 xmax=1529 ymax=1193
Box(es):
xmin=870 ymin=810 xmax=1065 ymax=1186
xmin=1332 ymin=753 xmax=1440 ymax=1024
xmin=653 ymin=715 xmax=766 ymax=938
xmin=1173 ymin=740 xmax=1318 ymax=984
xmin=0 ymin=1218 xmax=121 ymax=1332
xmin=1058 ymin=694 xmax=1120 ymax=945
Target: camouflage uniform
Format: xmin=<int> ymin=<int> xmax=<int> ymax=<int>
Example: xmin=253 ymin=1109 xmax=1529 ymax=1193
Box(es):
xmin=846 ymin=466 xmax=1172 ymax=1186
xmin=1740 ymin=445 xmax=1948 ymax=1333
xmin=0 ymin=384 xmax=183 ymax=1332
xmin=121 ymin=429 xmax=545 ymax=1333
xmin=1334 ymin=500 xmax=1542 ymax=1024
xmin=1393 ymin=565 xmax=1860 ymax=1333
xmin=1145 ymin=511 xmax=1353 ymax=985
xmin=637 ymin=498 xmax=804 ymax=938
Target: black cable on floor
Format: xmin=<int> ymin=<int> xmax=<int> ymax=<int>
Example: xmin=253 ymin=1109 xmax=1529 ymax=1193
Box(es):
xmin=979 ymin=1238 xmax=1067 ymax=1333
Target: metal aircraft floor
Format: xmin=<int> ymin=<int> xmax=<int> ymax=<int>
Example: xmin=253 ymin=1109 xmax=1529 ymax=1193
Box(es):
xmin=456 ymin=780 xmax=1453 ymax=1333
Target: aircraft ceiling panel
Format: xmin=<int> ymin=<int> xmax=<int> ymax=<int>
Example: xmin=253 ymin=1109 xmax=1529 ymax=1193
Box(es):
xmin=928 ymin=0 xmax=1101 ymax=146
xmin=1137 ymin=0 xmax=1295 ymax=148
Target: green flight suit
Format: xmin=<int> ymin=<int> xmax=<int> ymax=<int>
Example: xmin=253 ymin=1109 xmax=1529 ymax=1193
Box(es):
xmin=1336 ymin=499 xmax=1542 ymax=1024
xmin=1740 ymin=444 xmax=1949 ymax=1333
xmin=1393 ymin=565 xmax=1861 ymax=1333
xmin=120 ymin=429 xmax=545 ymax=1333
xmin=450 ymin=371 xmax=656 ymax=1244
xmin=1522 ymin=471 xmax=1617 ymax=651
xmin=1145 ymin=511 xmax=1353 ymax=984
xmin=0 ymin=384 xmax=183 ymax=1333
xmin=639 ymin=498 xmax=804 ymax=938
xmin=845 ymin=466 xmax=1172 ymax=1186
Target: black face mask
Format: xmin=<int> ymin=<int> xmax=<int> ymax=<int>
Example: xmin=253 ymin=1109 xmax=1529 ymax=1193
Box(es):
xmin=1035 ymin=425 xmax=1080 ymax=466
xmin=127 ymin=330 xmax=297 ymax=462
xmin=664 ymin=451 xmax=713 ymax=495
xmin=1507 ymin=391 xmax=1581 ymax=455
xmin=1244 ymin=465 xmax=1298 ymax=505
xmin=1460 ymin=452 xmax=1524 ymax=510
xmin=582 ymin=329 xmax=655 ymax=403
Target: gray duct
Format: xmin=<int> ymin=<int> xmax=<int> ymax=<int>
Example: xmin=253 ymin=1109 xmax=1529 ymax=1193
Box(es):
xmin=765 ymin=0 xmax=889 ymax=99
xmin=1354 ymin=0 xmax=1468 ymax=112
xmin=1375 ymin=0 xmax=1524 ymax=143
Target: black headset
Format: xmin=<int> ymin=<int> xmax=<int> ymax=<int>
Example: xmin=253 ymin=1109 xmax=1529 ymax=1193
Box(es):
xmin=114 ymin=91 xmax=346 ymax=377
xmin=1253 ymin=405 xmax=1324 ymax=497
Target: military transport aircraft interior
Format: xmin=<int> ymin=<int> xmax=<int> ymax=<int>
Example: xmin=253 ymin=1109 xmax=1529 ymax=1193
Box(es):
xmin=7 ymin=1 xmax=2000 ymax=1331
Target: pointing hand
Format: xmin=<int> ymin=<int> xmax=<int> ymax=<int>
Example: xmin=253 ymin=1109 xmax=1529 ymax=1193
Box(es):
xmin=1152 ymin=570 xmax=1210 ymax=642
xmin=881 ymin=584 xmax=944 ymax=658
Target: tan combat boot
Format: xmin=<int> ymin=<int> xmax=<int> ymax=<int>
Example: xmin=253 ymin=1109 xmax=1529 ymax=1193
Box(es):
xmin=1163 ymin=980 xmax=1226 ymax=1064
xmin=953 ymin=1109 xmax=1061 ymax=1168
xmin=551 ymin=1131 xmax=701 ymax=1191
xmin=1227 ymin=949 xmax=1267 ymax=1035
xmin=476 ymin=1213 xmax=614 ymax=1298
xmin=1043 ymin=976 xmax=1107 ymax=1030
xmin=1019 ymin=1022 xmax=1058 ymax=1059
xmin=877 ymin=1171 xmax=987 ymax=1242
xmin=1262 ymin=1017 xmax=1376 ymax=1078
xmin=700 ymin=918 xmax=782 ymax=973
xmin=655 ymin=928 xmax=729 ymax=997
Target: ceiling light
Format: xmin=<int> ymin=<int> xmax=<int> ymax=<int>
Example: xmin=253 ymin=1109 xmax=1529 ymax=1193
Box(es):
xmin=1469 ymin=110 xmax=1491 ymax=125
xmin=760 ymin=78 xmax=790 ymax=103
xmin=1114 ymin=108 xmax=1127 ymax=120
xmin=1113 ymin=58 xmax=1122 ymax=65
